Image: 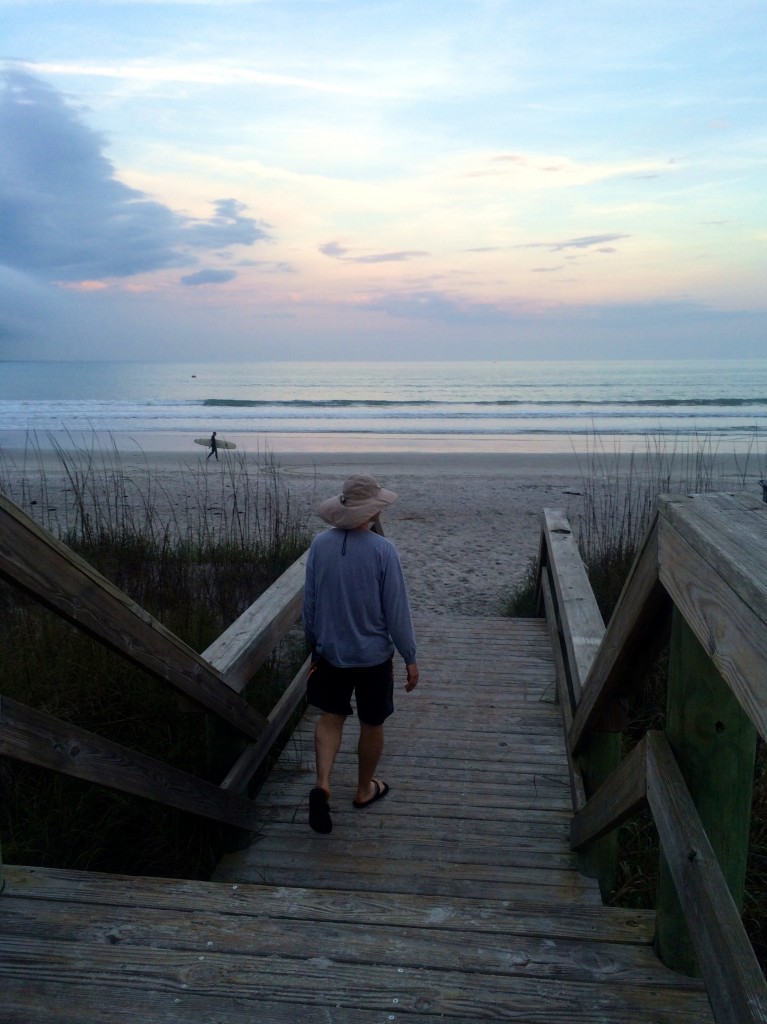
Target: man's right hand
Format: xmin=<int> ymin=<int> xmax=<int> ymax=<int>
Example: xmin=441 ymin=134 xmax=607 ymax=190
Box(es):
xmin=405 ymin=663 xmax=419 ymax=692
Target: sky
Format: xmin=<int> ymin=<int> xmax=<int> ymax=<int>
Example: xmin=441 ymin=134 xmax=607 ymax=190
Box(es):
xmin=1 ymin=0 xmax=766 ymax=362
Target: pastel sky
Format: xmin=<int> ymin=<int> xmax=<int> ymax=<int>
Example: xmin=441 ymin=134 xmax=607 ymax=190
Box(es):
xmin=2 ymin=0 xmax=766 ymax=361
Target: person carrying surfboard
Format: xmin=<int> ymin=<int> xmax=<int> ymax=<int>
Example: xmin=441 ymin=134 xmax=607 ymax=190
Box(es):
xmin=207 ymin=431 xmax=218 ymax=460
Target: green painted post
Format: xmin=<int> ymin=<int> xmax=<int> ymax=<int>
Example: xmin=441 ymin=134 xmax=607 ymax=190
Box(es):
xmin=579 ymin=731 xmax=622 ymax=899
xmin=655 ymin=606 xmax=758 ymax=974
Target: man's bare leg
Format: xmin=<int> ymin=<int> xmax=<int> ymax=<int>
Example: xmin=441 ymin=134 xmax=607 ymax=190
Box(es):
xmin=314 ymin=712 xmax=346 ymax=797
xmin=355 ymin=722 xmax=385 ymax=805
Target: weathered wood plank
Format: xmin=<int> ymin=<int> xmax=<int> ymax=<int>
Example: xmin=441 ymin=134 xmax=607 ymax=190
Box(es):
xmin=0 ymin=900 xmax=693 ymax=990
xmin=255 ymin=782 xmax=573 ymax=813
xmin=541 ymin=508 xmax=605 ymax=700
xmin=569 ymin=737 xmax=648 ymax=850
xmin=541 ymin=572 xmax=587 ymax=811
xmin=0 ymin=696 xmax=258 ymax=829
xmin=570 ymin=516 xmax=670 ymax=755
xmin=646 ymin=731 xmax=767 ymax=1024
xmin=4 ymin=866 xmax=656 ymax=944
xmin=659 ymin=492 xmax=767 ymax=624
xmin=656 ymin=608 xmax=757 ymax=973
xmin=220 ymin=656 xmax=311 ymax=793
xmin=0 ymin=491 xmax=268 ymax=740
xmin=253 ymin=803 xmax=574 ymax=837
xmin=203 ymin=555 xmax=306 ymax=693
xmin=0 ymin=938 xmax=714 ymax=1023
xmin=657 ymin=515 xmax=767 ymax=742
xmin=1 ymin=613 xmax=717 ymax=1024
xmin=245 ymin=832 xmax=579 ymax=870
xmin=254 ymin=811 xmax=574 ymax=843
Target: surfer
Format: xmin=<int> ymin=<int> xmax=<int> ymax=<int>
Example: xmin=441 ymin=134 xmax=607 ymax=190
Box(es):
xmin=207 ymin=431 xmax=218 ymax=460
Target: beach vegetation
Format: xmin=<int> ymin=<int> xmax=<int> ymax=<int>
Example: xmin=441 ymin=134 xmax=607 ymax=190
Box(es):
xmin=0 ymin=436 xmax=311 ymax=879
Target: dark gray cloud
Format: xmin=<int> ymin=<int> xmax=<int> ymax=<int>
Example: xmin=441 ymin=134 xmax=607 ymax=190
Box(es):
xmin=0 ymin=69 xmax=269 ymax=283
xmin=180 ymin=268 xmax=238 ymax=286
xmin=320 ymin=241 xmax=429 ymax=264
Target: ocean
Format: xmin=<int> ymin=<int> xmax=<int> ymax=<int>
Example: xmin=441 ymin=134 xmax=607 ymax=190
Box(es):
xmin=1 ymin=359 xmax=766 ymax=454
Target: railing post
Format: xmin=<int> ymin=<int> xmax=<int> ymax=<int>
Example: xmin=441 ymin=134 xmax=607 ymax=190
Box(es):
xmin=655 ymin=606 xmax=758 ymax=974
xmin=578 ymin=730 xmax=622 ymax=899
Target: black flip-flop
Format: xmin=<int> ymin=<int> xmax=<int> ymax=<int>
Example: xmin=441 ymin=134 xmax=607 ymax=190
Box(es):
xmin=353 ymin=779 xmax=390 ymax=809
xmin=309 ymin=787 xmax=332 ymax=833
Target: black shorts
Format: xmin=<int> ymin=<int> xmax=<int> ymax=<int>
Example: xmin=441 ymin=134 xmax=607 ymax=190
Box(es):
xmin=306 ymin=656 xmax=394 ymax=726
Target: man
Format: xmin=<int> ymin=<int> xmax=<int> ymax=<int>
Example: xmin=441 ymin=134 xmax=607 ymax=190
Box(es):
xmin=207 ymin=431 xmax=218 ymax=460
xmin=302 ymin=474 xmax=419 ymax=834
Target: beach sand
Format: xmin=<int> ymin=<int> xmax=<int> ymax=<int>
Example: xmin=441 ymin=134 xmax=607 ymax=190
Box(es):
xmin=276 ymin=452 xmax=590 ymax=617
xmin=1 ymin=444 xmax=761 ymax=619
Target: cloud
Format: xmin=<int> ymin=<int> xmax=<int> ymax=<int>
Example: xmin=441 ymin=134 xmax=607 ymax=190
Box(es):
xmin=0 ymin=265 xmax=61 ymax=343
xmin=0 ymin=68 xmax=269 ymax=283
xmin=364 ymin=289 xmax=510 ymax=326
xmin=180 ymin=268 xmax=237 ymax=286
xmin=238 ymin=259 xmax=296 ymax=273
xmin=182 ymin=199 xmax=269 ymax=249
xmin=320 ymin=241 xmax=429 ymax=264
xmin=517 ymin=233 xmax=629 ymax=253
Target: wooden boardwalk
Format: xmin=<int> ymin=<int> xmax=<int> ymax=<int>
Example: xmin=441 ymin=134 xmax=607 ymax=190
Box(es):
xmin=2 ymin=614 xmax=713 ymax=1022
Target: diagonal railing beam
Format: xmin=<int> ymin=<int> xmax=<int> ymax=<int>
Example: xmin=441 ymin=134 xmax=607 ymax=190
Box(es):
xmin=569 ymin=515 xmax=670 ymax=756
xmin=0 ymin=491 xmax=267 ymax=741
xmin=0 ymin=695 xmax=257 ymax=829
xmin=203 ymin=556 xmax=306 ymax=694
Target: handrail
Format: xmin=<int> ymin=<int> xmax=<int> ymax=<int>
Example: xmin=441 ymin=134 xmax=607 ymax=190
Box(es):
xmin=657 ymin=494 xmax=767 ymax=742
xmin=537 ymin=494 xmax=767 ymax=1023
xmin=0 ymin=490 xmax=309 ymax=831
xmin=0 ymin=491 xmax=268 ymax=740
xmin=202 ymin=556 xmax=306 ymax=693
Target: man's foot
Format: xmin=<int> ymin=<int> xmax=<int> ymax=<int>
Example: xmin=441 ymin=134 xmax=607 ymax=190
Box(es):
xmin=353 ymin=779 xmax=390 ymax=809
xmin=309 ymin=787 xmax=332 ymax=833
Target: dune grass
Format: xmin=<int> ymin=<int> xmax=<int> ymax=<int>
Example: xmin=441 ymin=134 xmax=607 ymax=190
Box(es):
xmin=0 ymin=437 xmax=311 ymax=878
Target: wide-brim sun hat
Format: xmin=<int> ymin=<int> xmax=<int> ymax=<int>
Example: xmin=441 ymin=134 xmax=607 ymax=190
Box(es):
xmin=317 ymin=474 xmax=398 ymax=529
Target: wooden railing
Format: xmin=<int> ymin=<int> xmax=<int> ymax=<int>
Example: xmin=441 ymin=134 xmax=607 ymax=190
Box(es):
xmin=536 ymin=493 xmax=767 ymax=1024
xmin=0 ymin=490 xmax=309 ymax=836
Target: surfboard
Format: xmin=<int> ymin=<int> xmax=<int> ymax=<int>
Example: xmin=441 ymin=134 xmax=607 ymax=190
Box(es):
xmin=194 ymin=437 xmax=237 ymax=450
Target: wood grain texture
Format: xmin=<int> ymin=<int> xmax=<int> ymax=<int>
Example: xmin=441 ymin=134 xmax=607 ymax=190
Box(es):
xmin=541 ymin=509 xmax=605 ymax=701
xmin=658 ymin=514 xmax=767 ymax=742
xmin=0 ymin=491 xmax=268 ymax=740
xmin=570 ymin=516 xmax=670 ymax=755
xmin=569 ymin=736 xmax=647 ymax=850
xmin=540 ymin=572 xmax=588 ymax=812
xmin=202 ymin=555 xmax=306 ymax=693
xmin=646 ymin=731 xmax=767 ymax=1024
xmin=220 ymin=656 xmax=311 ymax=793
xmin=0 ymin=695 xmax=257 ymax=829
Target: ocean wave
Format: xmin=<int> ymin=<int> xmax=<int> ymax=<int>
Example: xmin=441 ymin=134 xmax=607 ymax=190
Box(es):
xmin=202 ymin=396 xmax=767 ymax=409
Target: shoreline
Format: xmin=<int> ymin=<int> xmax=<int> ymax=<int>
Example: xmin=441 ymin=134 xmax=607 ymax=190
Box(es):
xmin=2 ymin=427 xmax=766 ymax=458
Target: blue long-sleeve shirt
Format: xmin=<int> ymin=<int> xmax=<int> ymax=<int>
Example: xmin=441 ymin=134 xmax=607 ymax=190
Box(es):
xmin=302 ymin=527 xmax=417 ymax=668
